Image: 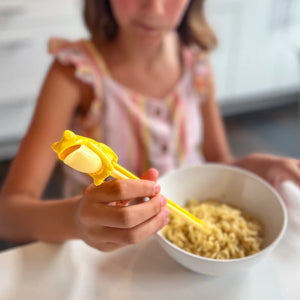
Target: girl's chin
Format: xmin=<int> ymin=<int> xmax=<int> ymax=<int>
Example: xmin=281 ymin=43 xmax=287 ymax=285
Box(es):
xmin=132 ymin=30 xmax=165 ymax=45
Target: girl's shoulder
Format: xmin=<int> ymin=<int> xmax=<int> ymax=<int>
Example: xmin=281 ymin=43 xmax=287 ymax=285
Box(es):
xmin=48 ymin=37 xmax=90 ymax=56
xmin=48 ymin=37 xmax=88 ymax=64
xmin=48 ymin=37 xmax=77 ymax=53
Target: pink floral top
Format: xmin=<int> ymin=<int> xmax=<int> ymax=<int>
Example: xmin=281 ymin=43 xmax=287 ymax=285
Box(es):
xmin=49 ymin=38 xmax=209 ymax=196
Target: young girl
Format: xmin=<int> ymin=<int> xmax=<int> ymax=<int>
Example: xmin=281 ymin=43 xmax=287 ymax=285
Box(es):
xmin=0 ymin=0 xmax=299 ymax=252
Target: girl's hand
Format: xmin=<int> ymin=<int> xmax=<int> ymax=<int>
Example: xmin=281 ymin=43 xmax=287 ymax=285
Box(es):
xmin=74 ymin=169 xmax=169 ymax=252
xmin=236 ymin=153 xmax=300 ymax=188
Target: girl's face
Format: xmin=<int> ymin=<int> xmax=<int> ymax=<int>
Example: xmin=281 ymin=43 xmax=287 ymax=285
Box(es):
xmin=110 ymin=0 xmax=190 ymax=41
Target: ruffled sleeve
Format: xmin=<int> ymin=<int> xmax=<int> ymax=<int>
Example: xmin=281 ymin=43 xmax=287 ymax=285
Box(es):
xmin=183 ymin=46 xmax=210 ymax=99
xmin=48 ymin=37 xmax=104 ymax=98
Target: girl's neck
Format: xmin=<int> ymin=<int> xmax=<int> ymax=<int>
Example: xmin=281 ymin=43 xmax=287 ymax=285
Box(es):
xmin=99 ymin=31 xmax=180 ymax=70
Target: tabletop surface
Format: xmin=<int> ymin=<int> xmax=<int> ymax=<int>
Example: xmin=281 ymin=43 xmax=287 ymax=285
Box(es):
xmin=0 ymin=184 xmax=299 ymax=300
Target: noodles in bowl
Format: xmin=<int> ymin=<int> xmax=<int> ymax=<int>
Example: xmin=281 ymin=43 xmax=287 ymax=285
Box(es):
xmin=163 ymin=199 xmax=263 ymax=260
xmin=156 ymin=164 xmax=287 ymax=275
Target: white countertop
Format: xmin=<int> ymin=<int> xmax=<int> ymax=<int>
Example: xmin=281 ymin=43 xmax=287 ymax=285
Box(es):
xmin=0 ymin=229 xmax=299 ymax=300
xmin=0 ymin=182 xmax=299 ymax=300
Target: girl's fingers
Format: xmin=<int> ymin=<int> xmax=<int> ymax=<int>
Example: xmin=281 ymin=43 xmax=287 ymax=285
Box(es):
xmin=84 ymin=178 xmax=161 ymax=203
xmin=141 ymin=168 xmax=159 ymax=182
xmin=97 ymin=207 xmax=169 ymax=245
xmin=136 ymin=168 xmax=159 ymax=204
xmin=82 ymin=194 xmax=167 ymax=228
xmin=283 ymin=163 xmax=300 ymax=186
xmin=272 ymin=159 xmax=300 ymax=188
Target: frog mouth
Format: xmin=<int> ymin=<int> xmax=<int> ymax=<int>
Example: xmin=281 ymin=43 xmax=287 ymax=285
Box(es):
xmin=61 ymin=144 xmax=102 ymax=174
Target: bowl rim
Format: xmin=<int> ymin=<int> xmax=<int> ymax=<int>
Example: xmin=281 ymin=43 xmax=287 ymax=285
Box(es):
xmin=156 ymin=163 xmax=288 ymax=263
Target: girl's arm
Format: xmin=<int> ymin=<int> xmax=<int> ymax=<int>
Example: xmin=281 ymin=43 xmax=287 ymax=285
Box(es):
xmin=201 ymin=62 xmax=233 ymax=164
xmin=0 ymin=61 xmax=167 ymax=250
xmin=0 ymin=60 xmax=83 ymax=242
xmin=201 ymin=61 xmax=300 ymax=188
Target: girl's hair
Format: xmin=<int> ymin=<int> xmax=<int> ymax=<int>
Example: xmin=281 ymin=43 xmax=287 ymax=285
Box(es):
xmin=84 ymin=0 xmax=217 ymax=51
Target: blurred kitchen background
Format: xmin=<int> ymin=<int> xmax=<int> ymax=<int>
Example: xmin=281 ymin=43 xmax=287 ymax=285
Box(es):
xmin=0 ymin=0 xmax=300 ymax=197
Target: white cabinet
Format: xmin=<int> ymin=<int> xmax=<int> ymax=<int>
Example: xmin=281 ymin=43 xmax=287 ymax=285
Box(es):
xmin=205 ymin=0 xmax=243 ymax=100
xmin=0 ymin=0 xmax=87 ymax=104
xmin=234 ymin=0 xmax=300 ymax=96
xmin=0 ymin=0 xmax=87 ymax=158
xmin=207 ymin=0 xmax=300 ymax=111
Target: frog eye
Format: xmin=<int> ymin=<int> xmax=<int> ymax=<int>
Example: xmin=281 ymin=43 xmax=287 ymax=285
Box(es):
xmin=63 ymin=130 xmax=75 ymax=140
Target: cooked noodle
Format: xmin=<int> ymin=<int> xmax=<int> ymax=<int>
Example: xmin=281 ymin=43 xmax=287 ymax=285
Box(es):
xmin=162 ymin=199 xmax=263 ymax=260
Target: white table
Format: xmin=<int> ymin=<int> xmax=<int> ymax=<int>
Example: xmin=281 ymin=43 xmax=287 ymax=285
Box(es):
xmin=0 ymin=184 xmax=299 ymax=300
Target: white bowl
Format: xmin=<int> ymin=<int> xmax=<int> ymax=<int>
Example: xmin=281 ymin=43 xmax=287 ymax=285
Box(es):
xmin=156 ymin=164 xmax=287 ymax=276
